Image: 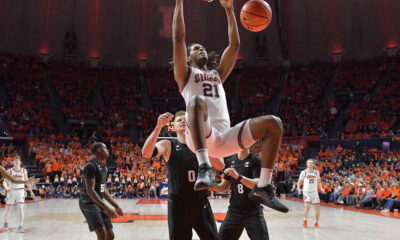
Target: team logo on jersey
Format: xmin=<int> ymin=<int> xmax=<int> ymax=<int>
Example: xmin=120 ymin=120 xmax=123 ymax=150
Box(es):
xmin=244 ymin=162 xmax=250 ymax=168
xmin=176 ymin=145 xmax=182 ymax=151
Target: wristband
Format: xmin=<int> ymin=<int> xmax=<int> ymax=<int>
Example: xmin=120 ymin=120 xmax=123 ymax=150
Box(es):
xmin=238 ymin=175 xmax=243 ymax=181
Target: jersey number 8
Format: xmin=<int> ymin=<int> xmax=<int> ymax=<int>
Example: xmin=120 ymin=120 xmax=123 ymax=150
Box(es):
xmin=237 ymin=184 xmax=244 ymax=194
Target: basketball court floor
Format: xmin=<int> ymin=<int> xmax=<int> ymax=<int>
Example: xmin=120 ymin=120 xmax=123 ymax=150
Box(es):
xmin=0 ymin=198 xmax=399 ymax=240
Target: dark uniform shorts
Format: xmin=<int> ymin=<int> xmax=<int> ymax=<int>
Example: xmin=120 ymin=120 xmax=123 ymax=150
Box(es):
xmin=79 ymin=199 xmax=113 ymax=232
xmin=168 ymin=198 xmax=218 ymax=240
xmin=219 ymin=208 xmax=269 ymax=240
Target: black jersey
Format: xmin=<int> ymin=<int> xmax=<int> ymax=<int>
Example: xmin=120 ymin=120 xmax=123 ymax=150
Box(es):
xmin=80 ymin=158 xmax=108 ymax=203
xmin=167 ymin=139 xmax=208 ymax=202
xmin=224 ymin=153 xmax=262 ymax=211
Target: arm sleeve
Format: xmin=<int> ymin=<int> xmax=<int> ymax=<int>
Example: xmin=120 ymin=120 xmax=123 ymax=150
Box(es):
xmin=83 ymin=164 xmax=96 ymax=179
xmin=251 ymin=157 xmax=261 ymax=178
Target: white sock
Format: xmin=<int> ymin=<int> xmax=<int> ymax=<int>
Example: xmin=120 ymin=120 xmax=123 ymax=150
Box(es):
xmin=17 ymin=204 xmax=24 ymax=227
xmin=4 ymin=205 xmax=12 ymax=224
xmin=257 ymin=168 xmax=273 ymax=187
xmin=195 ymin=148 xmax=211 ymax=166
xmin=304 ymin=217 xmax=307 ymax=221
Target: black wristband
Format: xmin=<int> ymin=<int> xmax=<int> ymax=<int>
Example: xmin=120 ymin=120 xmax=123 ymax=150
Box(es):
xmin=238 ymin=175 xmax=243 ymax=181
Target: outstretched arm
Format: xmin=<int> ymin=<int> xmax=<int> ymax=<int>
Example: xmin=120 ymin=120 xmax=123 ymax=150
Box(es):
xmin=0 ymin=166 xmax=37 ymax=184
xmin=217 ymin=0 xmax=240 ymax=83
xmin=141 ymin=113 xmax=173 ymax=161
xmin=173 ymin=0 xmax=189 ymax=90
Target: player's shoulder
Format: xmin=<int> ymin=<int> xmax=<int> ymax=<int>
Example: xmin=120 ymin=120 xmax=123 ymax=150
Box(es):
xmin=224 ymin=155 xmax=236 ymax=167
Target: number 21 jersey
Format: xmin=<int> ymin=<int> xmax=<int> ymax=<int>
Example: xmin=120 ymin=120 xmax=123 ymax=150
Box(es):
xmin=180 ymin=67 xmax=230 ymax=132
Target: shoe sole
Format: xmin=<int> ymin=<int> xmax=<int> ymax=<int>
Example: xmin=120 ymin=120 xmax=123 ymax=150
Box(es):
xmin=248 ymin=194 xmax=289 ymax=213
xmin=194 ymin=181 xmax=216 ymax=191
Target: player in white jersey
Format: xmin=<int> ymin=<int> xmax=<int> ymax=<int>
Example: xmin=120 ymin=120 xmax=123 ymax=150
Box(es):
xmin=172 ymin=0 xmax=288 ymax=213
xmin=3 ymin=156 xmax=36 ymax=233
xmin=297 ymin=159 xmax=325 ymax=228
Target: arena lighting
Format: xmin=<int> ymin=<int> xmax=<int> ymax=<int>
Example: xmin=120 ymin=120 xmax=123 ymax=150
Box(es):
xmin=330 ymin=52 xmax=345 ymax=63
xmin=37 ymin=52 xmax=51 ymax=63
xmin=88 ymin=56 xmax=101 ymax=68
xmin=137 ymin=58 xmax=149 ymax=70
xmin=384 ymin=46 xmax=399 ymax=57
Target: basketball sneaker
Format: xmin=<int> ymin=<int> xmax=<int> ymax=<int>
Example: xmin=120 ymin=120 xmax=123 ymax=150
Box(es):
xmin=303 ymin=220 xmax=307 ymax=228
xmin=314 ymin=222 xmax=319 ymax=228
xmin=3 ymin=222 xmax=8 ymax=231
xmin=248 ymin=184 xmax=289 ymax=213
xmin=194 ymin=163 xmax=216 ymax=191
xmin=17 ymin=226 xmax=24 ymax=233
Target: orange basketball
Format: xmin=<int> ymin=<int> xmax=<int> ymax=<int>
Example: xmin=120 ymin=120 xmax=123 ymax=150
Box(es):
xmin=240 ymin=0 xmax=272 ymax=32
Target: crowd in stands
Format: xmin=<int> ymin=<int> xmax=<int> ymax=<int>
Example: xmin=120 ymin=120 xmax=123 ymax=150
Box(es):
xmin=27 ymin=138 xmax=166 ymax=198
xmin=0 ymin=55 xmax=56 ymax=135
xmin=335 ymin=57 xmax=385 ymax=93
xmin=279 ymin=62 xmax=334 ymax=138
xmin=343 ymin=56 xmax=400 ymax=139
xmin=290 ymin=144 xmax=400 ymax=212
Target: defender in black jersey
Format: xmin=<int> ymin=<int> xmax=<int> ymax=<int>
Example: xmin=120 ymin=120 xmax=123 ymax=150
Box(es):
xmin=142 ymin=111 xmax=218 ymax=240
xmin=210 ymin=148 xmax=269 ymax=240
xmin=79 ymin=142 xmax=123 ymax=240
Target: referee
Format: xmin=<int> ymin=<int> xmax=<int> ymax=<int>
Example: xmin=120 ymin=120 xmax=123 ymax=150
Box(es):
xmin=210 ymin=148 xmax=269 ymax=240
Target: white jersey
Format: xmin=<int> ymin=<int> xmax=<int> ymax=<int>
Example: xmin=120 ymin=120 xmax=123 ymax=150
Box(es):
xmin=181 ymin=67 xmax=230 ymax=132
xmin=9 ymin=168 xmax=25 ymax=190
xmin=299 ymin=169 xmax=320 ymax=192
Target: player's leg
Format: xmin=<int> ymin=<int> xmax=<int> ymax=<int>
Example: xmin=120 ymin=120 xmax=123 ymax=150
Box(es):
xmin=314 ymin=204 xmax=320 ymax=227
xmin=100 ymin=209 xmax=114 ymax=240
xmin=168 ymin=199 xmax=193 ymax=240
xmin=3 ymin=205 xmax=13 ymax=230
xmin=4 ymin=191 xmax=16 ymax=231
xmin=192 ymin=199 xmax=218 ymax=240
xmin=246 ymin=115 xmax=288 ymax=212
xmin=94 ymin=226 xmax=107 ymax=240
xmin=218 ymin=210 xmax=245 ymax=240
xmin=106 ymin=229 xmax=115 ymax=240
xmin=187 ymin=95 xmax=223 ymax=190
xmin=303 ymin=202 xmax=311 ymax=228
xmin=16 ymin=203 xmax=24 ymax=233
xmin=16 ymin=190 xmax=25 ymax=233
xmin=244 ymin=210 xmax=269 ymax=240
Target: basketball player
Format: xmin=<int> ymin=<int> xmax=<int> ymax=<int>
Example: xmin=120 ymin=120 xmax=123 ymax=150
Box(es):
xmin=172 ymin=0 xmax=287 ymax=212
xmin=142 ymin=111 xmax=218 ymax=240
xmin=297 ymin=159 xmax=324 ymax=228
xmin=3 ymin=156 xmax=36 ymax=233
xmin=79 ymin=142 xmax=123 ymax=240
xmin=209 ymin=148 xmax=269 ymax=240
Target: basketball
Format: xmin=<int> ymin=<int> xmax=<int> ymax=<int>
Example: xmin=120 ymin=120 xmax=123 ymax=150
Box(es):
xmin=240 ymin=0 xmax=272 ymax=32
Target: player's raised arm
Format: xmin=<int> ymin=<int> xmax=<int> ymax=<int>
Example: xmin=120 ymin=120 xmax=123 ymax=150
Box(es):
xmin=173 ymin=0 xmax=189 ymax=89
xmin=142 ymin=113 xmax=173 ymax=161
xmin=217 ymin=0 xmax=240 ymax=83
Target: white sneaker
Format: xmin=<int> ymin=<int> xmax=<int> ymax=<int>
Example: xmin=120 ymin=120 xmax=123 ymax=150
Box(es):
xmin=3 ymin=222 xmax=8 ymax=231
xmin=381 ymin=209 xmax=390 ymax=213
xmin=17 ymin=226 xmax=24 ymax=233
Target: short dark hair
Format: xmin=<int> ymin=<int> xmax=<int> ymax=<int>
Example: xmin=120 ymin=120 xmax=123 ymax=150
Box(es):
xmin=91 ymin=142 xmax=104 ymax=154
xmin=174 ymin=110 xmax=186 ymax=122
